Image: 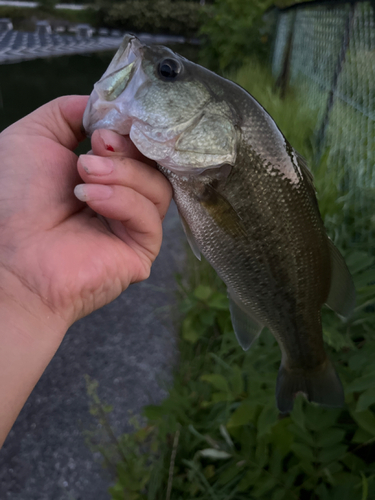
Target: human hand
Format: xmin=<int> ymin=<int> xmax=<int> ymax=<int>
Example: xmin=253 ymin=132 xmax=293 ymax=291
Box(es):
xmin=0 ymin=95 xmax=172 ymax=332
xmin=0 ymin=95 xmax=172 ymax=446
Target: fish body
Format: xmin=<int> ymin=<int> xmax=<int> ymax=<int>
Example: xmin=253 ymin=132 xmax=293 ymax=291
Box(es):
xmin=83 ymin=35 xmax=355 ymax=412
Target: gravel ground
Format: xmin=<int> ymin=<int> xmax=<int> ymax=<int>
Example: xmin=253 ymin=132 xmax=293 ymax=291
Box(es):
xmin=0 ymin=202 xmax=185 ymax=500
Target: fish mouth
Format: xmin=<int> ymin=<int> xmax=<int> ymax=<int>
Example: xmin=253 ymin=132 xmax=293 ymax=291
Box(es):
xmin=94 ymin=61 xmax=136 ymax=102
xmin=94 ymin=35 xmax=142 ymax=102
xmin=83 ymin=35 xmax=144 ymax=136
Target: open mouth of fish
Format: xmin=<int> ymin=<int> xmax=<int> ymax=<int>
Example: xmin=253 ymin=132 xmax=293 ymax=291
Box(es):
xmin=83 ymin=35 xmax=144 ymax=137
xmin=83 ymin=36 xmax=202 ymax=156
xmin=83 ymin=35 xmax=238 ymax=174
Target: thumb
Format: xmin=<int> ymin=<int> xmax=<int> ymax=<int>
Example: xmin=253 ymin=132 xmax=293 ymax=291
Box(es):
xmin=0 ymin=96 xmax=90 ymax=227
xmin=6 ymin=95 xmax=89 ymax=151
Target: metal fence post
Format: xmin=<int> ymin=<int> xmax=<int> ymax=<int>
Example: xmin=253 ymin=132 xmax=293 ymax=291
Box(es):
xmin=275 ymin=10 xmax=297 ymax=98
xmin=316 ymin=2 xmax=356 ymax=159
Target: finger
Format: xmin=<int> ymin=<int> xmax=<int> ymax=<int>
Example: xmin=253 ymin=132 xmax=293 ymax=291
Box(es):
xmin=10 ymin=96 xmax=89 ymax=151
xmin=74 ymin=183 xmax=163 ymax=263
xmin=91 ymin=129 xmax=156 ymax=166
xmin=77 ymin=154 xmax=172 ymax=220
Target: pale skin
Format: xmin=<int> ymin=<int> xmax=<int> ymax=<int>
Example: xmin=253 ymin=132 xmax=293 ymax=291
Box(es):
xmin=0 ymin=95 xmax=172 ymax=447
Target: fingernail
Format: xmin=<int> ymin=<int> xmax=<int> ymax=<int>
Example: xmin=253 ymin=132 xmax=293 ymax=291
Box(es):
xmin=98 ymin=129 xmax=128 ymax=153
xmin=79 ymin=155 xmax=114 ymax=176
xmin=74 ymin=184 xmax=113 ymax=202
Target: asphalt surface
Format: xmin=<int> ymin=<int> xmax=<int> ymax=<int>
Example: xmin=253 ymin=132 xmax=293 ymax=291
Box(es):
xmin=0 ymin=202 xmax=185 ymax=500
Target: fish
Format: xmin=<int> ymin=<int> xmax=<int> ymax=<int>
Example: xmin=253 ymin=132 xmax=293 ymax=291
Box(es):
xmin=83 ymin=35 xmax=356 ymax=413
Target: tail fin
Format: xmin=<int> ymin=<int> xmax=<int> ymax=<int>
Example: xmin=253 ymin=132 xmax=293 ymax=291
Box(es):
xmin=276 ymin=359 xmax=344 ymax=414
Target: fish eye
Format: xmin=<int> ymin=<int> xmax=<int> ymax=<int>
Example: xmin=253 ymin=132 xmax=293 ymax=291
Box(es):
xmin=158 ymin=58 xmax=181 ymax=80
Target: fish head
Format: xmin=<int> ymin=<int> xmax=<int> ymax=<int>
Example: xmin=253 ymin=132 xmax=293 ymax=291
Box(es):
xmin=83 ymin=35 xmax=239 ymax=174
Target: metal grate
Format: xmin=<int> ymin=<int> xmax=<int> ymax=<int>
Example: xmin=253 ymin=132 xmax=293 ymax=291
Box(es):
xmin=272 ymin=0 xmax=375 ymax=246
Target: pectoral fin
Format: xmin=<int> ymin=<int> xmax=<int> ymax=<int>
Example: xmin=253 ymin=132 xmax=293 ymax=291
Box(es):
xmin=179 ymin=212 xmax=201 ymax=260
xmin=228 ymin=291 xmax=263 ymax=350
xmin=325 ymin=239 xmax=356 ymax=318
xmin=198 ymin=183 xmax=248 ymax=240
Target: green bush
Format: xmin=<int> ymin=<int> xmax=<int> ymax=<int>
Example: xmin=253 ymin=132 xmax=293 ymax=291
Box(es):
xmin=198 ymin=0 xmax=323 ymax=73
xmin=38 ymin=0 xmax=58 ymax=13
xmin=97 ymin=0 xmax=205 ymax=37
xmin=199 ymin=0 xmax=275 ymax=72
xmin=0 ymin=5 xmax=98 ymax=28
xmin=85 ymin=59 xmax=375 ymax=499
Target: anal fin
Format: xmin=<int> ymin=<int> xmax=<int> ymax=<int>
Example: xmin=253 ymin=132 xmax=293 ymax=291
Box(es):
xmin=228 ymin=291 xmax=263 ymax=351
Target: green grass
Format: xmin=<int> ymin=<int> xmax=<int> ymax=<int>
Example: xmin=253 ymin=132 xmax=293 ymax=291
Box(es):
xmin=227 ymin=60 xmax=317 ymax=159
xmin=84 ymin=59 xmax=375 ymax=500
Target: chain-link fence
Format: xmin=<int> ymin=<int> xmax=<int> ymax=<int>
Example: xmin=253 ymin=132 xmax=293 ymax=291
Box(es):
xmin=272 ymin=0 xmax=375 ymax=246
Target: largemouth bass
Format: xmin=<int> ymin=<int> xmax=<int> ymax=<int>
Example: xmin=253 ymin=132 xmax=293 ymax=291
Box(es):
xmin=83 ymin=35 xmax=355 ymax=413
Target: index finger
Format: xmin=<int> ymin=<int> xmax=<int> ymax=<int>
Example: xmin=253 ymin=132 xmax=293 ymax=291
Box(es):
xmin=90 ymin=129 xmax=156 ymax=167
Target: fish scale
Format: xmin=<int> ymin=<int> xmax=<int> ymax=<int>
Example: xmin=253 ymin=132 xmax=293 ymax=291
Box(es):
xmin=166 ymin=157 xmax=325 ymax=335
xmin=83 ymin=35 xmax=356 ymax=412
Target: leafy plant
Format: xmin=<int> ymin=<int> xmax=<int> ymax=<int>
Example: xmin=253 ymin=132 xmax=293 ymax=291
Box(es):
xmin=86 ymin=248 xmax=375 ymax=498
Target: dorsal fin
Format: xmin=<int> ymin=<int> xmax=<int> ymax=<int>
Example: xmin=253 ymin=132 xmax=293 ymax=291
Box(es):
xmin=294 ymin=151 xmax=318 ymax=201
xmin=294 ymin=151 xmax=314 ymax=185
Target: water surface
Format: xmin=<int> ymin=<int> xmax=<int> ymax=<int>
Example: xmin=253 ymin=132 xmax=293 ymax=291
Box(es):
xmin=0 ymin=43 xmax=200 ymax=133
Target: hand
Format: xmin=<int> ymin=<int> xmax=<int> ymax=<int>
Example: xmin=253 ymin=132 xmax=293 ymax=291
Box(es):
xmin=0 ymin=96 xmax=172 ymax=446
xmin=0 ymin=95 xmax=172 ymax=329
